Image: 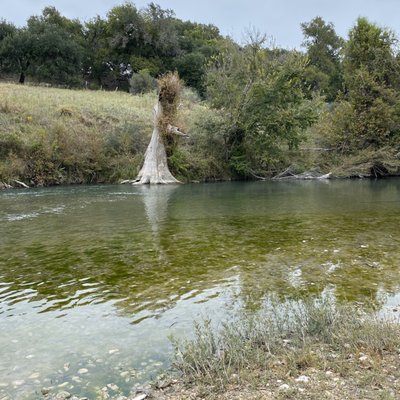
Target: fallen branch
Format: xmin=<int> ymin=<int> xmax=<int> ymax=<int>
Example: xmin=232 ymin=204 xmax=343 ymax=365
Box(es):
xmin=273 ymin=171 xmax=332 ymax=181
xmin=249 ymin=169 xmax=268 ymax=180
xmin=14 ymin=180 xmax=30 ymax=188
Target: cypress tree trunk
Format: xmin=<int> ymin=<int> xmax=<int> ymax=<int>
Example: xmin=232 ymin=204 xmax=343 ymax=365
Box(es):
xmin=133 ymin=101 xmax=180 ymax=184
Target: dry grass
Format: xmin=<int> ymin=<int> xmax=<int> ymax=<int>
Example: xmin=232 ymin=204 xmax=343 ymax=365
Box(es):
xmin=0 ymin=83 xmax=218 ymax=186
xmin=161 ymin=299 xmax=400 ymax=399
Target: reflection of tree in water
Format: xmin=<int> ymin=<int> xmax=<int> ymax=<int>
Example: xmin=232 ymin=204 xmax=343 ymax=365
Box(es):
xmin=1 ymin=183 xmax=400 ymax=320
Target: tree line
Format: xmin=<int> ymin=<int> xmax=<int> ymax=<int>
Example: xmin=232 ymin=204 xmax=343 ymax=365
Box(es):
xmin=1 ymin=3 xmax=400 ymax=178
xmin=0 ymin=3 xmax=222 ymax=94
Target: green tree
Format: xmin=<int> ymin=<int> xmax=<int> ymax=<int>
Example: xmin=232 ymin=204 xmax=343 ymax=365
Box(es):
xmin=0 ymin=28 xmax=36 ymax=83
xmin=324 ymin=18 xmax=400 ymax=152
xmin=301 ymin=16 xmax=344 ymax=101
xmin=0 ymin=19 xmax=16 ymax=41
xmin=27 ymin=8 xmax=85 ymax=85
xmin=206 ymin=37 xmax=320 ymax=176
xmin=0 ymin=7 xmax=85 ymax=85
xmin=83 ymin=16 xmax=111 ymax=87
xmin=0 ymin=20 xmax=17 ymax=72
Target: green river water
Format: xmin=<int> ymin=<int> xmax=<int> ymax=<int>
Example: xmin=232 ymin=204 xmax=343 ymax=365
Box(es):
xmin=1 ymin=180 xmax=400 ymax=399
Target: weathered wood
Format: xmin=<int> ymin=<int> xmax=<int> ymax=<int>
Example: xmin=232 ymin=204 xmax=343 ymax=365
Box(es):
xmin=14 ymin=180 xmax=30 ymax=188
xmin=272 ymin=171 xmax=332 ymax=181
xmin=133 ymin=102 xmax=180 ymax=184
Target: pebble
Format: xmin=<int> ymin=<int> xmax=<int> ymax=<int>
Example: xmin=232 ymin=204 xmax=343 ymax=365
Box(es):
xmin=120 ymin=371 xmax=130 ymax=378
xmin=12 ymin=380 xmax=25 ymax=387
xmin=107 ymin=383 xmax=119 ymax=391
xmin=29 ymin=372 xmax=40 ymax=379
xmin=0 ymin=383 xmax=8 ymax=388
xmin=295 ymin=375 xmax=310 ymax=383
xmin=54 ymin=391 xmax=71 ymax=400
xmin=78 ymin=368 xmax=88 ymax=375
xmin=58 ymin=382 xmax=69 ymax=388
xmin=71 ymin=376 xmax=82 ymax=383
xmin=64 ymin=363 xmax=70 ymax=371
xmin=278 ymin=384 xmax=290 ymax=391
xmin=108 ymin=349 xmax=119 ymax=355
xmin=25 ymin=354 xmax=35 ymax=359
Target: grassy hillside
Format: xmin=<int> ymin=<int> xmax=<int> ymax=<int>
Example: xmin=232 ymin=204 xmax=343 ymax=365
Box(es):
xmin=0 ymin=83 xmax=227 ymax=187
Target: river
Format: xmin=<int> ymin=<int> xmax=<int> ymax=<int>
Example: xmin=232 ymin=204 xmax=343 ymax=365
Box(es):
xmin=1 ymin=180 xmax=400 ymax=399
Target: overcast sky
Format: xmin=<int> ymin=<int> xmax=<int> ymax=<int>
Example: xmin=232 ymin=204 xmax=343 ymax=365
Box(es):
xmin=1 ymin=0 xmax=400 ymax=48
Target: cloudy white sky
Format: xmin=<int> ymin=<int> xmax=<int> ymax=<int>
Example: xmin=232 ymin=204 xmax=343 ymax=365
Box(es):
xmin=1 ymin=0 xmax=400 ymax=48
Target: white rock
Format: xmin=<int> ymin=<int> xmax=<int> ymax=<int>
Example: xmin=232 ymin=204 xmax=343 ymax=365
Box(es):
xmin=108 ymin=349 xmax=119 ymax=355
xmin=295 ymin=375 xmax=310 ymax=383
xmin=78 ymin=368 xmax=88 ymax=374
xmin=107 ymin=383 xmax=119 ymax=391
xmin=54 ymin=391 xmax=71 ymax=400
xmin=12 ymin=380 xmax=25 ymax=387
xmin=278 ymin=384 xmax=290 ymax=391
xmin=29 ymin=372 xmax=40 ymax=379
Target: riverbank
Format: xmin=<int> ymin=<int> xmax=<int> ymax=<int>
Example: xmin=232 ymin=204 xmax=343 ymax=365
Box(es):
xmin=41 ymin=300 xmax=400 ymax=400
xmin=2 ymin=83 xmax=400 ymax=190
xmin=155 ymin=300 xmax=400 ymax=400
xmin=0 ymin=83 xmax=229 ymax=187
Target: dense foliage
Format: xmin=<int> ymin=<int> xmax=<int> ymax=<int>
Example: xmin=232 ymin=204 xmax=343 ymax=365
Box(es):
xmin=0 ymin=3 xmax=221 ymax=93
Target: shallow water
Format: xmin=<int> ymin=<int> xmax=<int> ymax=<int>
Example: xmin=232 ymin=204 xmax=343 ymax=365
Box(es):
xmin=1 ymin=180 xmax=400 ymax=399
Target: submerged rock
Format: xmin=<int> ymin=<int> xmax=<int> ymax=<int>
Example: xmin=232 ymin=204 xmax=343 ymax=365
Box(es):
xmin=77 ymin=368 xmax=88 ymax=375
xmin=130 ymin=395 xmax=147 ymax=400
xmin=107 ymin=383 xmax=119 ymax=391
xmin=53 ymin=391 xmax=71 ymax=400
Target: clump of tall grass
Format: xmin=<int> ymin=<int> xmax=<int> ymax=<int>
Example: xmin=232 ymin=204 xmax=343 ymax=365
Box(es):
xmin=171 ymin=298 xmax=400 ymax=392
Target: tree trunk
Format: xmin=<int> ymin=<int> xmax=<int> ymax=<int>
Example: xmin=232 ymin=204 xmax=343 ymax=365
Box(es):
xmin=133 ymin=101 xmax=180 ymax=184
xmin=19 ymin=72 xmax=25 ymax=84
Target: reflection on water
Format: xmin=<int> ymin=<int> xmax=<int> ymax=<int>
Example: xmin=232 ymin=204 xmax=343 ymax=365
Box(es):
xmin=1 ymin=180 xmax=400 ymax=398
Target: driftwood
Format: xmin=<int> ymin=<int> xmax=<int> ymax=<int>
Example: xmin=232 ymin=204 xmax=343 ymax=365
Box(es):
xmin=272 ymin=170 xmax=332 ymax=181
xmin=14 ymin=180 xmax=30 ymax=188
xmin=0 ymin=182 xmax=13 ymax=189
